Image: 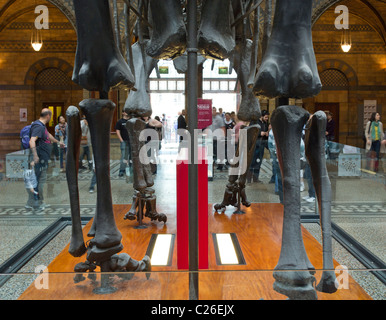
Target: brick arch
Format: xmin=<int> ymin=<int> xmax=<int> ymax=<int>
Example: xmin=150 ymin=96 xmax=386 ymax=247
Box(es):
xmin=0 ymin=1 xmax=75 ymax=32
xmin=46 ymin=0 xmax=76 ymax=28
xmin=24 ymin=57 xmax=73 ymax=86
xmin=317 ymin=59 xmax=358 ymax=88
xmin=312 ymin=0 xmax=342 ymax=25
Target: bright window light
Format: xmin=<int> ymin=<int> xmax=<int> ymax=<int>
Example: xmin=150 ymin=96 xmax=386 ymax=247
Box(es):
xmin=215 ymin=233 xmax=239 ymax=265
xmin=150 ymin=234 xmax=173 ymax=266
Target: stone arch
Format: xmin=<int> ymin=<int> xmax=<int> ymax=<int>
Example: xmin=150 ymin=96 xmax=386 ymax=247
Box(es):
xmin=46 ymin=0 xmax=76 ymax=28
xmin=312 ymin=0 xmax=342 ymax=25
xmin=0 ymin=1 xmax=75 ymax=32
xmin=24 ymin=57 xmax=74 ymax=86
xmin=319 ymin=68 xmax=349 ymax=90
xmin=317 ymin=59 xmax=358 ymax=88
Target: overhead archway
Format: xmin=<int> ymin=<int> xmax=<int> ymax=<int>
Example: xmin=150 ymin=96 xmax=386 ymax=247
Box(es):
xmin=24 ymin=57 xmax=74 ymax=86
xmin=317 ymin=59 xmax=358 ymax=88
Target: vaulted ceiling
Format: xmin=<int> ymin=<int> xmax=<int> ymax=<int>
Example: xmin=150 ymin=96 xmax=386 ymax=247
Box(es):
xmin=337 ymin=0 xmax=386 ymax=44
xmin=0 ymin=0 xmax=75 ymax=30
xmin=0 ymin=0 xmax=384 ymax=44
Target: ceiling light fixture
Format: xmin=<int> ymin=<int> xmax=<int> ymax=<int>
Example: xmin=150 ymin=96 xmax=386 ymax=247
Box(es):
xmin=341 ymin=28 xmax=352 ymax=53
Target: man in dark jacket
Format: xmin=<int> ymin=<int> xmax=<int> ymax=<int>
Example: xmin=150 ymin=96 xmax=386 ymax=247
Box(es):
xmin=177 ymin=109 xmax=187 ymax=148
xmin=249 ymin=110 xmax=270 ymax=182
xmin=116 ymin=110 xmax=131 ymax=177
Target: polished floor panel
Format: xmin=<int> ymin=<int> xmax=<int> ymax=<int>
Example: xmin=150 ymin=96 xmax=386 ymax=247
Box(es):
xmin=19 ymin=204 xmax=371 ymax=300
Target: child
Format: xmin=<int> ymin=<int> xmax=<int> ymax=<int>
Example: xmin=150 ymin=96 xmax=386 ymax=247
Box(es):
xmin=24 ymin=167 xmax=39 ymax=209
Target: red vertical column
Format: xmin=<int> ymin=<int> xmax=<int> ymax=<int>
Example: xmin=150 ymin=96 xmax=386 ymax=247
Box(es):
xmin=198 ymin=146 xmax=208 ymax=269
xmin=176 ymin=147 xmax=208 ymax=270
xmin=176 ymin=150 xmax=189 ymax=270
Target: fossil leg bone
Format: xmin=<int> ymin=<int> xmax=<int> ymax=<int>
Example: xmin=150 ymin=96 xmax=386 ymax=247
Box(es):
xmin=80 ymin=99 xmax=123 ymax=263
xmin=124 ymin=40 xmax=158 ymax=118
xmin=271 ymin=105 xmax=317 ymax=300
xmin=305 ymin=111 xmax=337 ymax=294
xmin=236 ymin=124 xmax=260 ymax=207
xmin=232 ymin=39 xmax=261 ymax=122
xmin=66 ymin=106 xmax=87 ymax=257
xmin=214 ymin=124 xmax=259 ymax=212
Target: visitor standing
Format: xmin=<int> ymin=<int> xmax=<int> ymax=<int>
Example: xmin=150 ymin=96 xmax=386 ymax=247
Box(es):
xmin=79 ymin=116 xmax=92 ymax=170
xmin=325 ymin=111 xmax=335 ymax=141
xmin=177 ymin=109 xmax=187 ymax=145
xmin=365 ymin=112 xmax=384 ymax=172
xmin=233 ymin=116 xmax=245 ymax=146
xmin=325 ymin=111 xmax=336 ymax=159
xmin=28 ymin=108 xmax=64 ymax=210
xmin=224 ymin=112 xmax=236 ymax=130
xmin=249 ymin=110 xmax=270 ymax=182
xmin=54 ymin=115 xmax=67 ymax=172
xmin=116 ymin=111 xmax=131 ymax=177
xmin=224 ymin=112 xmax=236 ymax=166
xmin=211 ymin=107 xmax=226 ymax=171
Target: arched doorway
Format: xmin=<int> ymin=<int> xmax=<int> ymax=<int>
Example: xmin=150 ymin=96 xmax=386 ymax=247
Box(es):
xmin=34 ymin=66 xmax=74 ymax=135
xmin=315 ymin=68 xmax=351 ymax=142
xmin=24 ymin=56 xmax=81 ymax=136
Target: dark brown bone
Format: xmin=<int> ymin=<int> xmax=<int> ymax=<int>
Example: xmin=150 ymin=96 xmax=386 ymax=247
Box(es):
xmin=305 ymin=112 xmax=337 ymax=294
xmin=66 ymin=106 xmax=87 ymax=258
xmin=214 ymin=124 xmax=259 ymax=212
xmin=271 ymin=105 xmax=317 ymax=300
xmin=253 ymin=0 xmax=321 ymax=99
xmin=126 ymin=118 xmax=154 ymax=191
xmin=232 ymin=40 xmax=261 ymax=121
xmin=124 ymin=40 xmax=158 ymax=118
xmin=198 ymin=0 xmax=235 ymax=60
xmin=79 ymin=99 xmax=123 ymax=262
xmin=146 ymin=0 xmax=187 ymax=60
xmin=72 ymin=0 xmax=135 ymax=95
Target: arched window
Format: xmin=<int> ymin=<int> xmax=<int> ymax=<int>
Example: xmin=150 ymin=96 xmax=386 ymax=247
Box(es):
xmin=34 ymin=67 xmax=73 ymax=90
xmin=319 ymin=68 xmax=349 ymax=90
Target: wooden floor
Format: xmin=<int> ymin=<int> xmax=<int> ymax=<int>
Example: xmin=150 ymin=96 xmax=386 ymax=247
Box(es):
xmin=19 ymin=203 xmax=371 ymax=300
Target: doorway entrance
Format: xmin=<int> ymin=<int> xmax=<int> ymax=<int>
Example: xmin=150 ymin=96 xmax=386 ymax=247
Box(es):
xmin=42 ymin=102 xmax=65 ymax=136
xmin=315 ymin=103 xmax=339 ymax=142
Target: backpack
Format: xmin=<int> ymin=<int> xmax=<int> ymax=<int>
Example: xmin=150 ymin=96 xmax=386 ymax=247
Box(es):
xmin=20 ymin=125 xmax=32 ymax=149
xmin=20 ymin=121 xmax=45 ymax=150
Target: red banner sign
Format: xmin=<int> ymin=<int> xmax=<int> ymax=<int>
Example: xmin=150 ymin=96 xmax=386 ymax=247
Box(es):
xmin=197 ymin=99 xmax=212 ymax=130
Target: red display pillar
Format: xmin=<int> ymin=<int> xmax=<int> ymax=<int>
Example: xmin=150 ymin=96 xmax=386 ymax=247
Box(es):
xmin=176 ymin=146 xmax=208 ymax=270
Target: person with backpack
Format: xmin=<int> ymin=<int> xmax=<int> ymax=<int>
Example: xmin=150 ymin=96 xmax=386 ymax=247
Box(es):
xmin=20 ymin=123 xmax=34 ymax=150
xmin=27 ymin=108 xmax=64 ymax=210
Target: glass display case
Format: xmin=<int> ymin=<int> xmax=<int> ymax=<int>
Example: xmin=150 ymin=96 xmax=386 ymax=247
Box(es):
xmin=0 ymin=139 xmax=384 ymax=301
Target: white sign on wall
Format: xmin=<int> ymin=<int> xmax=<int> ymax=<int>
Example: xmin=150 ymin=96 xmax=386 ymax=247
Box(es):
xmin=19 ymin=108 xmax=27 ymax=122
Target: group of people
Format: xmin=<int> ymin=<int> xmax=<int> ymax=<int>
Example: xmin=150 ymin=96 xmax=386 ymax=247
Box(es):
xmin=23 ymin=108 xmax=96 ymax=209
xmin=204 ymin=107 xmax=342 ymax=204
xmin=252 ymin=110 xmax=332 ymax=204
xmin=22 ymin=106 xmax=385 ymax=210
xmin=116 ymin=111 xmax=163 ymax=178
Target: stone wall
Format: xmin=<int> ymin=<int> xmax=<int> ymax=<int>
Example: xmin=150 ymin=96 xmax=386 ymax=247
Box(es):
xmin=304 ymin=8 xmax=386 ymax=147
xmin=0 ymin=3 xmax=82 ymax=155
